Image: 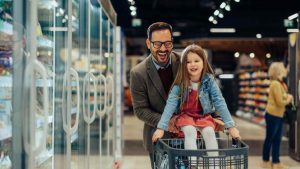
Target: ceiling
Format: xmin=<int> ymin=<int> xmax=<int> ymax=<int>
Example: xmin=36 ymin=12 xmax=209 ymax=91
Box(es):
xmin=110 ymin=0 xmax=299 ymax=56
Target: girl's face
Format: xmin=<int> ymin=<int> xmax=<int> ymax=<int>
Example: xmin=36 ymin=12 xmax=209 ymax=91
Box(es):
xmin=186 ymin=52 xmax=203 ymax=82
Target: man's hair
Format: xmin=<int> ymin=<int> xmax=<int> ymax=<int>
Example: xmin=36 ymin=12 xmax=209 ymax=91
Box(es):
xmin=147 ymin=22 xmax=173 ymax=40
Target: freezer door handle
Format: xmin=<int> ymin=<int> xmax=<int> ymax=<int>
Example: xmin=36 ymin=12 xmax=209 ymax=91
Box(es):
xmin=62 ymin=68 xmax=80 ymax=134
xmin=97 ymin=74 xmax=107 ymax=117
xmin=106 ymin=75 xmax=115 ymax=114
xmin=23 ymin=60 xmax=49 ymax=158
xmin=83 ymin=72 xmax=97 ymax=124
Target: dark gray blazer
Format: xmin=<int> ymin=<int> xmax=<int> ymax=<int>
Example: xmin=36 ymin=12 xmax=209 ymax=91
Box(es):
xmin=130 ymin=52 xmax=180 ymax=152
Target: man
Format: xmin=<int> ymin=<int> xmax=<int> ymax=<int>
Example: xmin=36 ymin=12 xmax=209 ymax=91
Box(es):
xmin=130 ymin=22 xmax=180 ymax=168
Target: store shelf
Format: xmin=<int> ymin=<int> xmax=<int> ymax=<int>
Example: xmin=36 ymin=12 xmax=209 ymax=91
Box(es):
xmin=37 ymin=36 xmax=54 ymax=49
xmin=0 ymin=125 xmax=12 ymax=141
xmin=36 ymin=115 xmax=53 ymax=129
xmin=0 ymin=76 xmax=12 ymax=87
xmin=235 ymin=110 xmax=266 ymax=126
xmin=35 ymin=79 xmax=53 ymax=87
xmin=0 ymin=76 xmax=53 ymax=87
xmin=36 ymin=148 xmax=53 ymax=166
xmin=237 ymin=70 xmax=270 ymax=124
xmin=38 ymin=0 xmax=58 ymax=10
xmin=0 ymin=20 xmax=13 ymax=35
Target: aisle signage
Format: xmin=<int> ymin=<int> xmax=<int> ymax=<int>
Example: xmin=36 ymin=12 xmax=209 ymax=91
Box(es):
xmin=284 ymin=19 xmax=294 ymax=28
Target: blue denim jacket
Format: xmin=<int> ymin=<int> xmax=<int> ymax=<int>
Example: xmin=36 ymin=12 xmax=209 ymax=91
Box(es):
xmin=157 ymin=74 xmax=235 ymax=130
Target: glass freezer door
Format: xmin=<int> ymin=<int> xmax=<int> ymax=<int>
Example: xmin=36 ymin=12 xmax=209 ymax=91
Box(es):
xmin=53 ymin=0 xmax=81 ymax=169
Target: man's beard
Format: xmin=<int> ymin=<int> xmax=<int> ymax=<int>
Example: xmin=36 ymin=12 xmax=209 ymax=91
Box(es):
xmin=151 ymin=49 xmax=171 ymax=67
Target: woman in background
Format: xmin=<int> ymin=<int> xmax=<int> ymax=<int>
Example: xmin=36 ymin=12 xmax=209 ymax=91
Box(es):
xmin=262 ymin=62 xmax=293 ymax=169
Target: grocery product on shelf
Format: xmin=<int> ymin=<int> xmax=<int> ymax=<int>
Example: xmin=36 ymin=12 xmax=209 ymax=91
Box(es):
xmin=236 ymin=68 xmax=270 ymax=125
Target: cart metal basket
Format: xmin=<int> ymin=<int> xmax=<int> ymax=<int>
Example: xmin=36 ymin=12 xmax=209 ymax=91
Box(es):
xmin=153 ymin=137 xmax=248 ymax=169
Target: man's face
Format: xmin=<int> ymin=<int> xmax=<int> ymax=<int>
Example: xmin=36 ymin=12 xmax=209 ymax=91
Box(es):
xmin=146 ymin=29 xmax=173 ymax=66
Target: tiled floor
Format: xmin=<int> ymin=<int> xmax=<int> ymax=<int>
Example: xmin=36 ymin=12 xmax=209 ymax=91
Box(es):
xmin=121 ymin=114 xmax=300 ymax=169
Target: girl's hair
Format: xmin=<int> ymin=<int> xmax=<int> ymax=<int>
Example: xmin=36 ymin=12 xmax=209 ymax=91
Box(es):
xmin=268 ymin=62 xmax=287 ymax=80
xmin=172 ymin=44 xmax=214 ymax=104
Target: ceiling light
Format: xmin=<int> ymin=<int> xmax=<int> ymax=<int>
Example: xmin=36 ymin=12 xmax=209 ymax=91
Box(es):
xmin=225 ymin=5 xmax=231 ymax=11
xmin=218 ymin=13 xmax=224 ymax=18
xmin=249 ymin=53 xmax=255 ymax=58
xmin=209 ymin=16 xmax=214 ymax=22
xmin=234 ymin=52 xmax=240 ymax=58
xmin=214 ymin=10 xmax=220 ymax=16
xmin=129 ymin=6 xmax=136 ymax=11
xmin=266 ymin=53 xmax=271 ymax=58
xmin=131 ymin=11 xmax=137 ymax=16
xmin=288 ymin=13 xmax=299 ymax=20
xmin=212 ymin=20 xmax=218 ymax=24
xmin=210 ymin=28 xmax=236 ymax=33
xmin=220 ymin=2 xmax=226 ymax=8
xmin=256 ymin=33 xmax=262 ymax=38
xmin=287 ymin=29 xmax=299 ymax=33
xmin=234 ymin=0 xmax=240 ymax=2
xmin=173 ymin=31 xmax=181 ymax=37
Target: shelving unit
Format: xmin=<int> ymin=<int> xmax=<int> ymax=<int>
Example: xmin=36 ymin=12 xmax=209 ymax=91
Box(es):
xmin=236 ymin=68 xmax=270 ymax=125
xmin=0 ymin=1 xmax=13 ymax=167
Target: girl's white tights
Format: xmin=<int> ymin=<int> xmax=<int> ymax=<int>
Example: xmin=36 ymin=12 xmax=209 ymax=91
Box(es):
xmin=181 ymin=125 xmax=219 ymax=168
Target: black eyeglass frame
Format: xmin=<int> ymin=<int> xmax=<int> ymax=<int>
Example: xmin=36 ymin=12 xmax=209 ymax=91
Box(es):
xmin=150 ymin=40 xmax=173 ymax=49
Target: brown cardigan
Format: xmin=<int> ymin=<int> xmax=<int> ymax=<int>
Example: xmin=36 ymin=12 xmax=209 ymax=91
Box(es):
xmin=265 ymin=80 xmax=289 ymax=118
xmin=130 ymin=52 xmax=180 ymax=152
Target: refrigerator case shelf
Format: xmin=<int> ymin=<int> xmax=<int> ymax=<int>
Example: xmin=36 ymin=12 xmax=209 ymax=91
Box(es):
xmin=0 ymin=76 xmax=53 ymax=87
xmin=37 ymin=36 xmax=54 ymax=49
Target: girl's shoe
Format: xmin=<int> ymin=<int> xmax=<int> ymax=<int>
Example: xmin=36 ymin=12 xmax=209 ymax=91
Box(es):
xmin=272 ymin=163 xmax=289 ymax=169
xmin=261 ymin=161 xmax=272 ymax=168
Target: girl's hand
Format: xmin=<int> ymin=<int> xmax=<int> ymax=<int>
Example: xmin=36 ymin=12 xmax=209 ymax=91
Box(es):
xmin=168 ymin=115 xmax=179 ymax=133
xmin=152 ymin=129 xmax=164 ymax=143
xmin=228 ymin=127 xmax=241 ymax=139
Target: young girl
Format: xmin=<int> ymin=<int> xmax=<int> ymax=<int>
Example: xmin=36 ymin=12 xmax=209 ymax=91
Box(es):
xmin=152 ymin=44 xmax=240 ymax=166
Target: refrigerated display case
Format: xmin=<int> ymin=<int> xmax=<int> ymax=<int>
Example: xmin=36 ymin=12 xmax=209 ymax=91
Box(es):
xmin=0 ymin=1 xmax=20 ymax=168
xmin=4 ymin=0 xmax=120 ymax=169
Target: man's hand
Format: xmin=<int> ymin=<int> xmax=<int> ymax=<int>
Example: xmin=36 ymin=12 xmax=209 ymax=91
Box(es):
xmin=168 ymin=115 xmax=179 ymax=133
xmin=228 ymin=127 xmax=241 ymax=139
xmin=152 ymin=129 xmax=164 ymax=143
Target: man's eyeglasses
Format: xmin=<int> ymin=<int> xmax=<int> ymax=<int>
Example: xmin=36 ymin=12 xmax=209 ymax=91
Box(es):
xmin=150 ymin=41 xmax=173 ymax=49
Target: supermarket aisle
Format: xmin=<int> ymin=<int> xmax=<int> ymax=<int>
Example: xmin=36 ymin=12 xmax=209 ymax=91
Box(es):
xmin=121 ymin=115 xmax=300 ymax=169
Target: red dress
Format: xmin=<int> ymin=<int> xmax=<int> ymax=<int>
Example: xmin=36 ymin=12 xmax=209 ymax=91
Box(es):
xmin=174 ymin=89 xmax=216 ymax=137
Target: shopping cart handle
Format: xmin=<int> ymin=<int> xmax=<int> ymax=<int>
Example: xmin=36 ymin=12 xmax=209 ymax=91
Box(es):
xmin=232 ymin=138 xmax=239 ymax=148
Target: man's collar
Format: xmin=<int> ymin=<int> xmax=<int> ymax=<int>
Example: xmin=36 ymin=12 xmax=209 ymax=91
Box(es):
xmin=151 ymin=54 xmax=172 ymax=70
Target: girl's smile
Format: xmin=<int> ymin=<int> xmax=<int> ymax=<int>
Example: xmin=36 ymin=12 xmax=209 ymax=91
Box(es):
xmin=186 ymin=52 xmax=203 ymax=82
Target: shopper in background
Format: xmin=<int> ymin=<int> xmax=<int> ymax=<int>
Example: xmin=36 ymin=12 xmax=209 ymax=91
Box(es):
xmin=262 ymin=62 xmax=293 ymax=169
xmin=130 ymin=22 xmax=180 ymax=169
xmin=152 ymin=44 xmax=240 ymax=168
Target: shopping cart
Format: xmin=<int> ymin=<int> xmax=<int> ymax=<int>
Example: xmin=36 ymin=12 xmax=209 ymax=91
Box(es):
xmin=153 ymin=135 xmax=248 ymax=169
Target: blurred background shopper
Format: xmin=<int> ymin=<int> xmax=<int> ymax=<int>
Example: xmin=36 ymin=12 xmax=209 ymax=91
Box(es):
xmin=262 ymin=62 xmax=293 ymax=169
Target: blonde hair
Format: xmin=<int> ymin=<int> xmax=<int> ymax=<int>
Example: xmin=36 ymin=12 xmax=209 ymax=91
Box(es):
xmin=268 ymin=62 xmax=287 ymax=80
xmin=171 ymin=44 xmax=214 ymax=105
